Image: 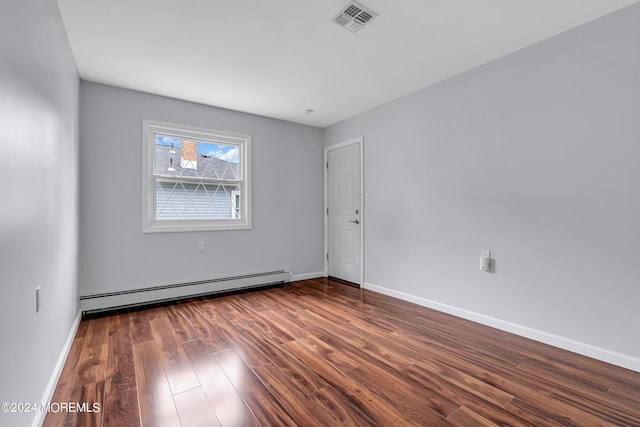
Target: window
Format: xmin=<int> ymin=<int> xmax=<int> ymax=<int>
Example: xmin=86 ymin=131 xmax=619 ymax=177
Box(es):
xmin=143 ymin=120 xmax=251 ymax=232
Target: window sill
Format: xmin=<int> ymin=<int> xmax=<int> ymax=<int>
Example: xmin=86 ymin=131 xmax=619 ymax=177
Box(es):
xmin=143 ymin=219 xmax=252 ymax=233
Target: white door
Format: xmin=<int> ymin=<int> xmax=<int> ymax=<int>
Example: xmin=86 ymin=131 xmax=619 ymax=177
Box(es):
xmin=327 ymin=141 xmax=361 ymax=285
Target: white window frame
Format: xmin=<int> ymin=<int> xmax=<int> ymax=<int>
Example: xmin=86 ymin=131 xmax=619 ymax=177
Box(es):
xmin=231 ymin=189 xmax=241 ymax=219
xmin=142 ymin=119 xmax=251 ymax=233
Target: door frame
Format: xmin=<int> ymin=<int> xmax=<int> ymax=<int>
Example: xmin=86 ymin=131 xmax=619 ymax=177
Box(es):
xmin=324 ymin=136 xmax=364 ymax=286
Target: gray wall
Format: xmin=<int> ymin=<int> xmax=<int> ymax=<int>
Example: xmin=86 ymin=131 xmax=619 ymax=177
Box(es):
xmin=79 ymin=82 xmax=324 ymax=296
xmin=0 ymin=1 xmax=80 ymax=426
xmin=324 ymin=4 xmax=640 ymax=362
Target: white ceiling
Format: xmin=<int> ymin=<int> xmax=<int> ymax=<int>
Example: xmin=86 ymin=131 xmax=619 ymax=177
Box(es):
xmin=56 ymin=0 xmax=638 ymax=128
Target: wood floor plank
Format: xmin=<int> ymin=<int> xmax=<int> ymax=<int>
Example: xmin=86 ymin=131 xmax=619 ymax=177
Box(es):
xmin=181 ymin=339 xmax=259 ymax=427
xmin=389 ymin=326 xmax=558 ymax=399
xmin=301 ymin=282 xmax=396 ymax=331
xmin=260 ymin=287 xmax=309 ymax=314
xmin=48 ymin=335 xmax=86 ymax=402
xmin=284 ymin=333 xmax=360 ymax=374
xmin=341 ymin=316 xmax=439 ymax=365
xmin=165 ymin=302 xmax=201 ymax=342
xmin=270 ymin=304 xmax=319 ymax=330
xmin=103 ymin=312 xmax=139 ymax=427
xmin=214 ymin=349 xmax=299 ymax=427
xmin=284 ymin=339 xmax=420 ymax=426
xmin=347 ymin=366 xmax=456 ymax=426
xmin=381 ymin=309 xmax=525 ymax=369
xmin=518 ymin=359 xmax=615 ymax=392
xmin=234 ymin=310 xmax=296 ymax=344
xmin=305 ymin=323 xmax=466 ymax=423
xmin=447 ymin=406 xmax=501 ymax=427
xmin=75 ymin=318 xmax=89 ymax=338
xmin=310 ymin=386 xmax=379 ymax=427
xmin=171 ymin=300 xmax=230 ymax=353
xmin=254 ymin=309 xmax=307 ymax=340
xmin=227 ymin=291 xmax=271 ymax=313
xmin=145 ymin=305 xmax=168 ymax=322
xmin=504 ymin=393 xmax=619 ymax=427
xmin=44 ymin=279 xmax=640 ymax=427
xmin=132 ymin=340 xmax=181 ymax=427
xmin=550 ymin=385 xmax=640 ymax=426
xmin=66 ymin=380 xmax=105 ymax=427
xmin=516 ymin=362 xmax=613 ymax=397
xmin=231 ymin=318 xmax=328 ymax=393
xmin=293 ymin=296 xmax=353 ymax=327
xmin=105 ymin=313 xmax=136 ymax=392
xmin=302 ymin=315 xmax=462 ymax=422
xmin=210 ymin=316 xmax=275 ymax=369
xmin=173 ymin=387 xmax=221 ymax=427
xmin=187 ymin=299 xmax=237 ymax=353
xmin=254 ymin=362 xmax=340 ymax=426
xmin=214 ymin=298 xmax=250 ymax=320
xmin=238 ymin=289 xmax=284 ymax=312
xmin=191 ymin=298 xmax=229 ymax=324
xmin=128 ymin=309 xmax=154 ymax=345
xmin=76 ymin=316 xmax=110 ymax=385
xmin=304 ymin=314 xmax=413 ymax=371
xmin=43 ymin=337 xmax=86 ymax=427
xmin=102 ymin=386 xmax=139 ymax=427
xmin=607 ymin=383 xmax=640 ymax=405
xmin=401 ymin=363 xmax=537 ymax=426
xmin=413 ymin=359 xmax=515 ymax=407
xmin=149 ymin=316 xmax=200 ymax=394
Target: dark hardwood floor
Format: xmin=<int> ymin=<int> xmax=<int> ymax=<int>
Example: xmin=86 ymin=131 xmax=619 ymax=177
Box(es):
xmin=44 ymin=278 xmax=640 ymax=426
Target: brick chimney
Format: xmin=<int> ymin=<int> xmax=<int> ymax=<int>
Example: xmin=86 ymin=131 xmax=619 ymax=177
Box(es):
xmin=181 ymin=140 xmax=197 ymax=170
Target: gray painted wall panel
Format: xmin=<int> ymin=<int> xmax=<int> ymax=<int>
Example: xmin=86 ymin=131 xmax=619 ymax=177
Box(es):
xmin=0 ymin=1 xmax=80 ymax=426
xmin=324 ymin=4 xmax=640 ymax=360
xmin=79 ymin=82 xmax=324 ymax=295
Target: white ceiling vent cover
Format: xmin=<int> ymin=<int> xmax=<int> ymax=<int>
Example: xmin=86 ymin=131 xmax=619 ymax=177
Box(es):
xmin=332 ymin=1 xmax=379 ymax=33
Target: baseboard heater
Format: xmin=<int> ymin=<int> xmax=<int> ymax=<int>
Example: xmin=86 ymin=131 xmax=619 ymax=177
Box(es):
xmin=80 ymin=269 xmax=291 ymax=314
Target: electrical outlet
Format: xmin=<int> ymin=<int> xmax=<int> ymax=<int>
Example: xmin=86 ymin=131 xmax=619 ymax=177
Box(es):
xmin=198 ymin=241 xmax=206 ymax=252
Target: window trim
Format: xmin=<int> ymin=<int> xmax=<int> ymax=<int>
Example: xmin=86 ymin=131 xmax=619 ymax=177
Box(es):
xmin=142 ymin=119 xmax=252 ymax=233
xmin=231 ymin=189 xmax=241 ymax=219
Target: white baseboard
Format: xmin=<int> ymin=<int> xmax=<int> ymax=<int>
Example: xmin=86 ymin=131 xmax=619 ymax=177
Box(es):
xmin=290 ymin=271 xmax=326 ymax=282
xmin=364 ymin=282 xmax=640 ymax=373
xmin=32 ymin=309 xmax=82 ymax=427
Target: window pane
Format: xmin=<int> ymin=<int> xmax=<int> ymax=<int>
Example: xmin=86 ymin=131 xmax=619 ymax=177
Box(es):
xmin=155 ymin=135 xmax=240 ymax=180
xmin=144 ymin=120 xmax=251 ymax=232
xmin=156 ymin=180 xmax=241 ymax=220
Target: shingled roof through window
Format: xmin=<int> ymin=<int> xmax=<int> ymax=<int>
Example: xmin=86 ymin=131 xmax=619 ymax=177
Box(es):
xmin=155 ymin=143 xmax=239 ymax=180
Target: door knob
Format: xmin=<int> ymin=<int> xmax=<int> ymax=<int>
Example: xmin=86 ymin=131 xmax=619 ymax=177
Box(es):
xmin=349 ymin=219 xmax=360 ymax=224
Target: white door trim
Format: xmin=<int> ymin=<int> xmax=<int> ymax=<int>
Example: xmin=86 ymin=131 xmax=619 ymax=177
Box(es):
xmin=324 ymin=137 xmax=364 ymax=286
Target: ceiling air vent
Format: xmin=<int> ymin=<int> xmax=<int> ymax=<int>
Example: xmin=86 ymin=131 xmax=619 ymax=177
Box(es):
xmin=332 ymin=1 xmax=378 ymax=33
